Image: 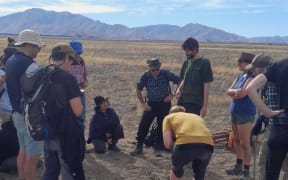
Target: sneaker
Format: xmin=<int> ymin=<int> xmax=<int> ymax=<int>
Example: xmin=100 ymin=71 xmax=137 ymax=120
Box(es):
xmin=108 ymin=145 xmax=120 ymax=152
xmin=239 ymin=170 xmax=250 ymax=180
xmin=225 ymin=164 xmax=242 ymax=175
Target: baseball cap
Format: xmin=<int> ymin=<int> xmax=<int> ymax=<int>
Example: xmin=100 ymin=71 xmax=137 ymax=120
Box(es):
xmin=14 ymin=29 xmax=45 ymax=48
xmin=245 ymin=54 xmax=273 ymax=70
xmin=94 ymin=96 xmax=109 ymax=107
xmin=69 ymin=40 xmax=83 ymax=54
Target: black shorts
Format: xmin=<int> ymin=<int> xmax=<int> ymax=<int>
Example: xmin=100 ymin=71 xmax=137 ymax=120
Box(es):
xmin=171 ymin=143 xmax=213 ymax=179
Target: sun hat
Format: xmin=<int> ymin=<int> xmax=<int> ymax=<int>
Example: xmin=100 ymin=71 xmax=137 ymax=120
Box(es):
xmin=69 ymin=40 xmax=83 ymax=54
xmin=147 ymin=58 xmax=161 ymax=68
xmin=14 ymin=29 xmax=45 ymax=48
xmin=245 ymin=54 xmax=273 ymax=70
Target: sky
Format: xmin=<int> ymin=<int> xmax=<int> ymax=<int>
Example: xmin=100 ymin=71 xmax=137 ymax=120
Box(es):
xmin=0 ymin=0 xmax=287 ymax=38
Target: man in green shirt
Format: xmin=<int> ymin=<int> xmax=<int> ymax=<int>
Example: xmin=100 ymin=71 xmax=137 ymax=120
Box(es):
xmin=176 ymin=37 xmax=213 ymax=117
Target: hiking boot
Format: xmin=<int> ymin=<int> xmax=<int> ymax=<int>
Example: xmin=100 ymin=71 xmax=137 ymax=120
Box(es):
xmin=108 ymin=144 xmax=120 ymax=152
xmin=239 ymin=170 xmax=250 ymax=180
xmin=130 ymin=144 xmax=143 ymax=156
xmin=225 ymin=164 xmax=242 ymax=175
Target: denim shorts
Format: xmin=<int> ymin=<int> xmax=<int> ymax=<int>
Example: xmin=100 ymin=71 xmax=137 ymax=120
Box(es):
xmin=231 ymin=113 xmax=255 ymax=125
xmin=12 ymin=112 xmax=43 ymax=155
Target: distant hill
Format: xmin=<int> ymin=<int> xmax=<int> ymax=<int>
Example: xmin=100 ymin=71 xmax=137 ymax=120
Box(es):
xmin=0 ymin=8 xmax=286 ymax=43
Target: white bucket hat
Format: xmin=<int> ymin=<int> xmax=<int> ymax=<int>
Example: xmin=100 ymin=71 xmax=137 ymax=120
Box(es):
xmin=14 ymin=29 xmax=45 ymax=48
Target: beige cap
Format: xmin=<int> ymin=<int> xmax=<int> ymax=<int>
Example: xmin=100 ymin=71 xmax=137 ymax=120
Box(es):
xmin=14 ymin=29 xmax=45 ymax=48
xmin=245 ymin=54 xmax=273 ymax=70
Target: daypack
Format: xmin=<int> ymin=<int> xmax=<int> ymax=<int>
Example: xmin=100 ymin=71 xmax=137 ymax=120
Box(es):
xmin=20 ymin=63 xmax=60 ymax=141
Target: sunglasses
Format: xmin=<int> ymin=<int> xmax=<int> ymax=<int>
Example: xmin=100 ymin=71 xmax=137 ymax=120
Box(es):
xmin=150 ymin=68 xmax=160 ymax=72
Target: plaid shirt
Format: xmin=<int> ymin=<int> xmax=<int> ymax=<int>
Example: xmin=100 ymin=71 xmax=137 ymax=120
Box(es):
xmin=68 ymin=56 xmax=87 ymax=86
xmin=263 ymin=82 xmax=280 ymax=111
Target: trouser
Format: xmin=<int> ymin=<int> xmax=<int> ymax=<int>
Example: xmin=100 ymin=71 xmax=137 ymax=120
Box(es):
xmin=136 ymin=101 xmax=171 ymax=149
xmin=266 ymin=113 xmax=288 ymax=180
xmin=172 ymin=143 xmax=214 ymax=180
xmin=177 ymin=102 xmax=201 ymax=115
xmin=80 ymin=91 xmax=86 ymax=130
xmin=92 ymin=124 xmax=124 ymax=153
xmin=43 ymin=139 xmax=75 ymax=180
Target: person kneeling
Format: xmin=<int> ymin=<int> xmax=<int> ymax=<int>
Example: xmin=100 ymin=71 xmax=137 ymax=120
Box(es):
xmin=163 ymin=105 xmax=214 ymax=180
xmin=87 ymin=96 xmax=124 ymax=153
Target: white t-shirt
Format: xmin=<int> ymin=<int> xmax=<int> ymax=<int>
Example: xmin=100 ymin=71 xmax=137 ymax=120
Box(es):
xmin=0 ymin=69 xmax=12 ymax=112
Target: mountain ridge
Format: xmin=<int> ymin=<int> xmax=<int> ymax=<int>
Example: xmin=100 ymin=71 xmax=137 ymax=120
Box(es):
xmin=0 ymin=8 xmax=286 ymax=43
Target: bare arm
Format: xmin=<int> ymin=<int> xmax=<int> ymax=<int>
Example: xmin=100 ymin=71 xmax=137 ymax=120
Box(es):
xmin=69 ymin=97 xmax=83 ymax=117
xmin=175 ymin=80 xmax=184 ymax=99
xmin=246 ymin=74 xmax=281 ymax=118
xmin=200 ymin=82 xmax=210 ymax=117
xmin=233 ymin=77 xmax=253 ymax=99
xmin=136 ymin=89 xmax=151 ymax=111
xmin=163 ymin=130 xmax=174 ymax=150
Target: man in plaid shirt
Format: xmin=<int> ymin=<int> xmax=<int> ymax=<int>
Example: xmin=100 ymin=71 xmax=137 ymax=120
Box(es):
xmin=69 ymin=40 xmax=88 ymax=129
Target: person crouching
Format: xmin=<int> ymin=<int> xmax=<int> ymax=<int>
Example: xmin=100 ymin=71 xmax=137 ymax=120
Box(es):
xmin=163 ymin=105 xmax=214 ymax=180
xmin=87 ymin=96 xmax=124 ymax=153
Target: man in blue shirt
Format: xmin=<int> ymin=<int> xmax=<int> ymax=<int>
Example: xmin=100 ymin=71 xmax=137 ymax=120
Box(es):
xmin=5 ymin=29 xmax=45 ymax=180
xmin=130 ymin=58 xmax=181 ymax=156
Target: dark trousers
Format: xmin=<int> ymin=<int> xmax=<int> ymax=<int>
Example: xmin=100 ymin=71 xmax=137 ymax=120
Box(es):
xmin=266 ymin=123 xmax=288 ymax=180
xmin=177 ymin=102 xmax=201 ymax=115
xmin=136 ymin=101 xmax=171 ymax=148
xmin=92 ymin=124 xmax=124 ymax=153
xmin=172 ymin=143 xmax=213 ymax=180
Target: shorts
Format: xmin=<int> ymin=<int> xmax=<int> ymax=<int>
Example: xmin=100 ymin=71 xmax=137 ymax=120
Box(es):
xmin=171 ymin=143 xmax=213 ymax=179
xmin=12 ymin=112 xmax=43 ymax=155
xmin=231 ymin=113 xmax=255 ymax=125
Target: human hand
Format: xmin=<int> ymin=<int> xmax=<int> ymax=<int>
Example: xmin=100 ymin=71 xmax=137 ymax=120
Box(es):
xmin=200 ymin=106 xmax=207 ymax=118
xmin=164 ymin=95 xmax=173 ymax=102
xmin=142 ymin=103 xmax=152 ymax=111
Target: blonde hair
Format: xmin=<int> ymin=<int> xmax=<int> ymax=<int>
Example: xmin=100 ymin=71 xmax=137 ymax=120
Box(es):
xmin=169 ymin=105 xmax=186 ymax=114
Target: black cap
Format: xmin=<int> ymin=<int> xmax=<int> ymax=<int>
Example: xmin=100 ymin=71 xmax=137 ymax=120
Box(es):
xmin=94 ymin=96 xmax=109 ymax=107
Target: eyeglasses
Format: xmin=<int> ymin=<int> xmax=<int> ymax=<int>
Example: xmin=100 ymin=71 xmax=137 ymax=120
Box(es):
xmin=150 ymin=68 xmax=160 ymax=72
xmin=31 ymin=44 xmax=41 ymax=50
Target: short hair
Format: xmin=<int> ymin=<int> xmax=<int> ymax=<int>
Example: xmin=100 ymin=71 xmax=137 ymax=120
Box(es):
xmin=169 ymin=105 xmax=186 ymax=114
xmin=238 ymin=52 xmax=255 ymax=64
xmin=182 ymin=37 xmax=199 ymax=52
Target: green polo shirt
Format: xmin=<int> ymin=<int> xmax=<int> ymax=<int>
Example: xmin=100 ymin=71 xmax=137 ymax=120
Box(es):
xmin=179 ymin=57 xmax=213 ymax=106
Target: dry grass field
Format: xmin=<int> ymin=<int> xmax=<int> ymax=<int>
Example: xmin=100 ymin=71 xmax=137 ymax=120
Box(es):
xmin=1 ymin=37 xmax=288 ymax=180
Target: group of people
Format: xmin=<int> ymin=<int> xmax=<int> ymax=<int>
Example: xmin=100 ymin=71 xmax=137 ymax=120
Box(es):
xmin=0 ymin=28 xmax=287 ymax=180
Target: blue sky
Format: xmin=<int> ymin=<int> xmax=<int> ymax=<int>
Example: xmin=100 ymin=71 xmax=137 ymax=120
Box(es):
xmin=0 ymin=0 xmax=287 ymax=38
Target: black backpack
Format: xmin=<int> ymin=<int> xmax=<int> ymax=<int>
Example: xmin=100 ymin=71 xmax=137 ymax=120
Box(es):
xmin=20 ymin=63 xmax=60 ymax=141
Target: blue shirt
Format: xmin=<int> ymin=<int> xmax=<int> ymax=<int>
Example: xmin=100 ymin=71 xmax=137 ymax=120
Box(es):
xmin=137 ymin=69 xmax=181 ymax=102
xmin=5 ymin=52 xmax=34 ymax=113
xmin=230 ymin=72 xmax=256 ymax=115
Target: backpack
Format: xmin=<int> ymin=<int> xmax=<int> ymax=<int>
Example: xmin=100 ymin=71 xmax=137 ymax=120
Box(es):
xmin=20 ymin=63 xmax=60 ymax=141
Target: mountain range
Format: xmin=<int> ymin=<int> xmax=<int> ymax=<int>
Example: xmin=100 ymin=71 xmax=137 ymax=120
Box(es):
xmin=0 ymin=8 xmax=287 ymax=43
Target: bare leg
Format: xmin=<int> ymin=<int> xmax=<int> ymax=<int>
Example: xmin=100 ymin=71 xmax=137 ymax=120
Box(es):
xmin=17 ymin=149 xmax=26 ymax=179
xmin=170 ymin=170 xmax=181 ymax=180
xmin=237 ymin=122 xmax=253 ymax=166
xmin=24 ymin=154 xmax=41 ymax=180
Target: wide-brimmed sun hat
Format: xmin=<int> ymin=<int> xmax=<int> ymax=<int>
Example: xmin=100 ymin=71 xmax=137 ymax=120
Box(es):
xmin=14 ymin=29 xmax=45 ymax=48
